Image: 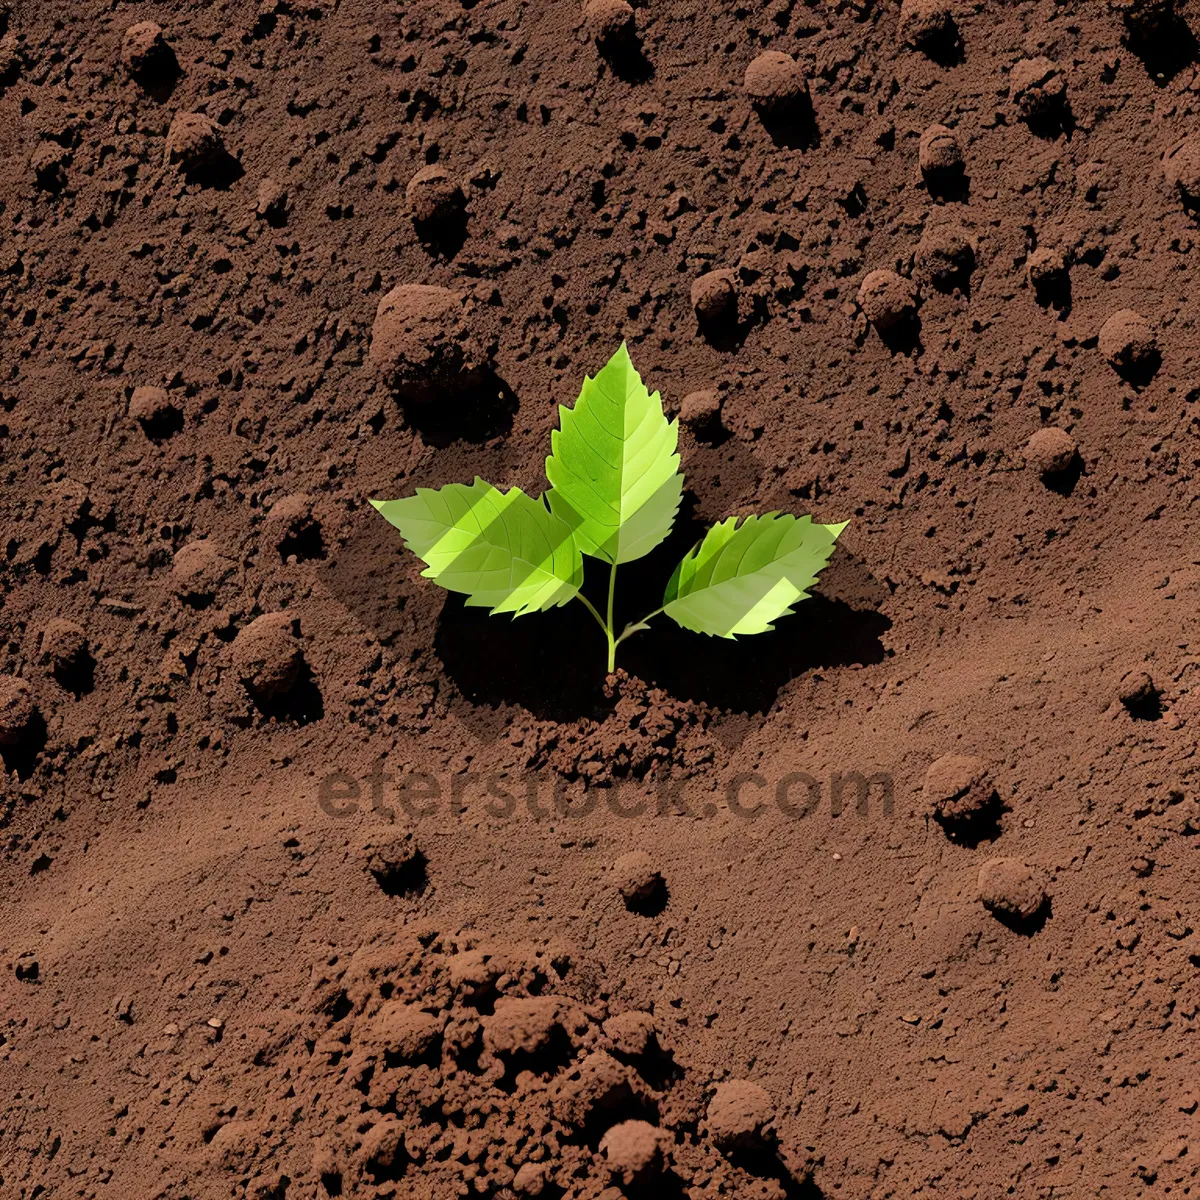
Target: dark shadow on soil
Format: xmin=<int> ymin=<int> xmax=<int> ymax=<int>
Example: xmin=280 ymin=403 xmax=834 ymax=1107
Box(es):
xmin=1113 ymin=349 xmax=1162 ymax=390
xmin=623 ymin=876 xmax=669 ymax=917
xmin=250 ymin=663 xmax=325 ymax=726
xmin=876 ymin=315 xmax=922 ymax=356
xmin=605 ymin=34 xmax=655 ymax=84
xmin=398 ymin=368 xmax=518 ymax=447
xmin=1032 ymin=274 xmax=1072 ymax=314
xmin=1041 ymin=451 xmax=1084 ymax=497
xmin=435 ymin=494 xmax=891 ymax=718
xmin=918 ymin=23 xmax=964 ymax=68
xmin=137 ymin=405 xmax=185 ymax=441
xmin=413 ymin=208 xmax=469 ymax=260
xmin=933 ymin=792 xmax=1009 ymax=849
xmin=924 ymin=169 xmax=970 ymax=204
xmin=1 ymin=709 xmax=47 ymax=782
xmin=756 ymin=98 xmax=820 ymax=151
xmin=183 ymin=150 xmax=246 ymax=190
xmin=1124 ymin=16 xmax=1199 ymax=86
xmin=319 ymin=516 xmax=413 ymax=648
xmin=1025 ymin=102 xmax=1076 ymax=141
xmin=277 ymin=521 xmax=326 ymax=563
xmin=727 ymin=1148 xmax=826 ymax=1199
xmin=992 ymin=897 xmax=1052 ymax=937
xmin=53 ymin=651 xmax=96 ymax=698
xmin=370 ymin=849 xmax=428 ymax=898
xmin=134 ymin=47 xmax=182 ymax=102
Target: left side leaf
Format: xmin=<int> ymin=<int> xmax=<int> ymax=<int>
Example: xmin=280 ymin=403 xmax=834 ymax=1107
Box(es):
xmin=371 ymin=478 xmax=583 ymax=617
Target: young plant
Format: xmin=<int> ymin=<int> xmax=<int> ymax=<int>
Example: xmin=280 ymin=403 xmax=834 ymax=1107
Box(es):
xmin=371 ymin=344 xmax=847 ymax=677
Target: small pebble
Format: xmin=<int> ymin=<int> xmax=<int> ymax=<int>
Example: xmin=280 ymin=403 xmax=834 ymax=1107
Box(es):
xmin=690 ymin=270 xmax=737 ymax=330
xmin=743 ymin=51 xmax=809 ymax=116
xmin=405 ymin=165 xmax=465 ymax=226
xmin=899 ymin=0 xmax=955 ymax=49
xmin=1025 ymin=427 xmax=1076 ymax=477
xmin=857 ymin=269 xmax=917 ymax=331
xmin=706 ymin=1079 xmax=776 ymax=1151
xmin=918 ymin=123 xmax=963 ymax=177
xmin=1097 ymin=309 xmax=1157 ymax=374
xmin=0 ymin=678 xmax=34 ymax=746
xmin=611 ymin=850 xmax=663 ymax=905
xmin=977 ymin=858 xmax=1048 ymax=920
xmin=599 ymin=1120 xmax=667 ymax=1185
xmin=1010 ymin=57 xmax=1066 ymax=118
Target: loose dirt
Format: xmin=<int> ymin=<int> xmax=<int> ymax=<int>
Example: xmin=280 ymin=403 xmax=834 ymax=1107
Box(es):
xmin=3 ymin=0 xmax=1200 ymax=1197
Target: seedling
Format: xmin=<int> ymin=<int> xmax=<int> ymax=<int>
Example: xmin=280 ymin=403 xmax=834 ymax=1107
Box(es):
xmin=372 ymin=345 xmax=847 ymax=676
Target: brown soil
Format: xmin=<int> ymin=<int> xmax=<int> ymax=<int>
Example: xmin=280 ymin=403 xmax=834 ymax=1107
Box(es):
xmin=3 ymin=0 xmax=1200 ymax=1197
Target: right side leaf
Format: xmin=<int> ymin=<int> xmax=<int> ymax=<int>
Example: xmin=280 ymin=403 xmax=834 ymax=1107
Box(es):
xmin=370 ymin=478 xmax=582 ymax=618
xmin=663 ymin=513 xmax=847 ymax=638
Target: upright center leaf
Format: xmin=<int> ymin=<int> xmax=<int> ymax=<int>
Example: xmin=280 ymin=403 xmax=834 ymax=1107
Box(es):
xmin=545 ymin=343 xmax=684 ymax=565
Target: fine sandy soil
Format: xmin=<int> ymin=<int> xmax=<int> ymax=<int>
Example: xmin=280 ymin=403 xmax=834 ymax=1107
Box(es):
xmin=3 ymin=0 xmax=1200 ymax=1196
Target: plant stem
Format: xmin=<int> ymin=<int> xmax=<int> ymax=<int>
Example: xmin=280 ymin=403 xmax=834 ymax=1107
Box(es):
xmin=605 ymin=562 xmax=618 ymax=673
xmin=576 ymin=567 xmax=659 ymax=676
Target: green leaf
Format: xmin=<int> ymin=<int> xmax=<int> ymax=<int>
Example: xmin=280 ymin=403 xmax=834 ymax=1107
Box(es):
xmin=371 ymin=478 xmax=583 ymax=617
xmin=546 ymin=342 xmax=684 ymax=565
xmin=663 ymin=513 xmax=847 ymax=638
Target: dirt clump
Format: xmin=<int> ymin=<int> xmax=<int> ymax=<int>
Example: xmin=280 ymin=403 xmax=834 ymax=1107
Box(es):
xmin=977 ymin=858 xmax=1049 ymax=921
xmin=691 ymin=269 xmax=738 ymax=330
xmin=1163 ymin=136 xmax=1200 ymax=208
xmin=916 ymin=222 xmax=975 ymax=289
xmin=121 ymin=21 xmax=170 ymax=77
xmin=164 ymin=112 xmax=225 ymax=173
xmin=1097 ymin=309 xmax=1157 ymax=376
xmin=918 ymin=123 xmax=963 ymax=177
xmin=369 ymin=283 xmax=484 ymax=399
xmin=171 ymin=540 xmax=235 ymax=605
xmin=405 ymin=165 xmax=465 ymax=226
xmin=230 ymin=612 xmax=304 ymax=701
xmin=707 ymin=1079 xmax=776 ymax=1151
xmin=599 ymin=1120 xmax=668 ymax=1184
xmin=1025 ymin=427 xmax=1077 ymax=477
xmin=1010 ymin=56 xmax=1067 ymax=118
xmin=898 ymin=0 xmax=956 ymax=50
xmin=584 ymin=0 xmax=636 ymax=46
xmin=858 ymin=269 xmax=918 ymax=331
xmin=924 ymin=753 xmax=994 ymax=822
xmin=0 ymin=678 xmax=34 ymax=745
xmin=743 ymin=50 xmax=809 ymax=117
xmin=611 ymin=850 xmax=663 ymax=906
xmin=39 ymin=619 xmax=87 ymax=672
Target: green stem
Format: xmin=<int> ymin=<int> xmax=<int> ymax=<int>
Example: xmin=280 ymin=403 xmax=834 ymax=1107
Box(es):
xmin=616 ymin=606 xmax=665 ymax=645
xmin=575 ymin=591 xmax=608 ymax=635
xmin=577 ymin=566 xmax=658 ymax=676
xmin=606 ymin=562 xmax=618 ymax=673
